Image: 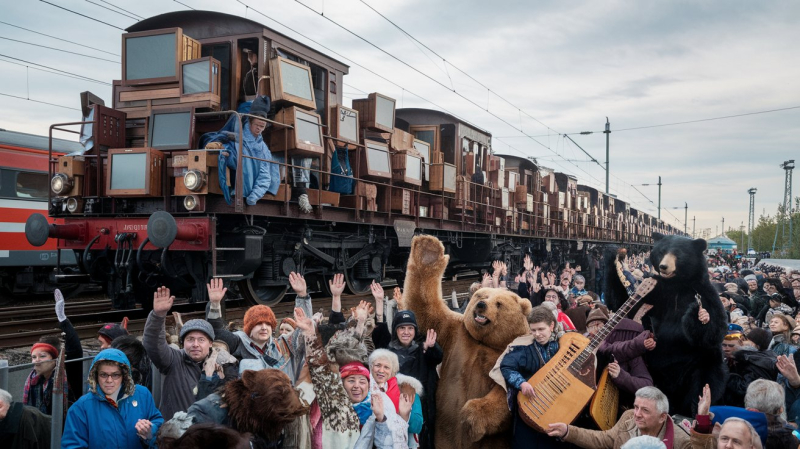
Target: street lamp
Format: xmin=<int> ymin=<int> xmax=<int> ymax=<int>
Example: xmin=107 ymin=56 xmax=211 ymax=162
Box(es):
xmin=639 ymin=177 xmax=663 ymax=220
xmin=666 ymin=203 xmax=689 ymax=235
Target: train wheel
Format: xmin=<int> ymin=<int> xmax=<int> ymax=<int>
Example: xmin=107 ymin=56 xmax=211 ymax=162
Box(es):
xmin=345 ymin=256 xmax=382 ymax=295
xmin=238 ymin=279 xmax=287 ymax=307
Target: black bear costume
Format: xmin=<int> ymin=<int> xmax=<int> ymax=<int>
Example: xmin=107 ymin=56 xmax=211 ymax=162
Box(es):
xmin=605 ymin=232 xmax=727 ymax=416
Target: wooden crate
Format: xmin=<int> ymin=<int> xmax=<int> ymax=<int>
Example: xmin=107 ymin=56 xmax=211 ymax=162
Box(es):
xmin=465 ymin=153 xmax=477 ymax=176
xmin=488 ymin=155 xmax=504 ymax=171
xmin=183 ymin=35 xmax=202 ymax=61
xmin=270 ymin=107 xmax=325 ymax=157
xmin=351 ymin=93 xmax=395 ymax=133
xmin=389 ymin=129 xmax=415 ymax=152
xmin=307 ymin=188 xmax=340 ymax=207
xmin=391 ymin=188 xmax=415 ymax=215
xmin=391 ymin=153 xmax=423 ymax=187
xmin=455 ymin=175 xmax=472 ymax=210
xmin=430 ymin=162 xmax=456 ymax=193
xmin=430 ymin=198 xmax=449 ymax=220
xmin=489 ymin=169 xmax=505 ymax=189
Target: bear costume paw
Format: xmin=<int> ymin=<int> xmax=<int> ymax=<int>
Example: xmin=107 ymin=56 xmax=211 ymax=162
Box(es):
xmin=462 ymin=397 xmax=491 ymax=442
xmin=409 ymin=235 xmax=449 ymax=273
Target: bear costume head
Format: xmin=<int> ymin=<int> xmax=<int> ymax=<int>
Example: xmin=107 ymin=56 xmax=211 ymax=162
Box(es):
xmin=650 ymin=232 xmax=708 ymax=283
xmin=463 ymin=287 xmax=532 ymax=350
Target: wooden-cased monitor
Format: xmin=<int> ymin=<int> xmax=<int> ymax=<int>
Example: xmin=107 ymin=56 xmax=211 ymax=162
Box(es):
xmin=352 ymin=93 xmax=396 ymax=133
xmin=430 ymin=162 xmax=457 ymax=193
xmin=412 ymin=139 xmax=431 ymax=180
xmin=106 ymin=148 xmax=164 ymax=196
xmin=392 ymin=153 xmax=423 ymax=187
xmin=148 ymin=108 xmax=195 ymax=150
xmin=357 ymin=140 xmax=392 ymax=180
xmin=270 ymin=106 xmax=325 ymax=157
xmin=180 ymin=57 xmax=221 ymax=100
xmin=329 ymin=104 xmax=359 ymax=145
xmin=269 ymin=57 xmax=316 ymax=110
xmin=122 ymin=27 xmax=201 ymax=86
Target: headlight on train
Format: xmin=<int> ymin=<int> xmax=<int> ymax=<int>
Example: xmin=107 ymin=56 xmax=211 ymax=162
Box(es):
xmin=184 ymin=169 xmax=206 ymax=192
xmin=184 ymin=195 xmax=199 ymax=211
xmin=65 ymin=197 xmax=82 ymax=213
xmin=51 ymin=173 xmax=72 ymax=195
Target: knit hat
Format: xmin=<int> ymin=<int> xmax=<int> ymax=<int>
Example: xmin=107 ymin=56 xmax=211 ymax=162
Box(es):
xmin=31 ymin=342 xmax=59 ymax=358
xmin=744 ymin=274 xmax=757 ymax=282
xmin=744 ymin=328 xmax=772 ymax=351
xmin=393 ymin=310 xmax=418 ymax=332
xmin=243 ymin=305 xmax=277 ymax=335
xmin=280 ymin=317 xmax=297 ymax=330
xmin=97 ymin=317 xmax=129 ymax=346
xmin=724 ymin=283 xmax=738 ymax=294
xmin=179 ymin=319 xmax=215 ymax=343
xmin=339 ymin=361 xmax=370 ymax=380
xmin=249 ymin=95 xmax=271 ymax=120
xmin=586 ymin=308 xmax=609 ymax=327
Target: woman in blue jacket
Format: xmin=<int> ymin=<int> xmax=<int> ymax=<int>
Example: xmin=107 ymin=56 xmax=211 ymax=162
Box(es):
xmin=62 ymin=349 xmax=163 ymax=449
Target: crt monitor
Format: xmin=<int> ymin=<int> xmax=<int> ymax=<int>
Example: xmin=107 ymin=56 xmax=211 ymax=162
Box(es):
xmin=374 ymin=94 xmax=395 ymax=131
xmin=181 ymin=57 xmax=220 ymax=96
xmin=365 ymin=141 xmax=391 ymax=178
xmin=270 ymin=57 xmax=316 ymax=109
xmin=109 ymin=152 xmax=147 ymax=190
xmin=148 ymin=109 xmax=194 ymax=150
xmin=124 ymin=28 xmax=184 ymax=85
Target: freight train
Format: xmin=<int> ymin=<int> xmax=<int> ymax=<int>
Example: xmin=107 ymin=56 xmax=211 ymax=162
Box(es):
xmin=24 ymin=10 xmax=680 ymax=309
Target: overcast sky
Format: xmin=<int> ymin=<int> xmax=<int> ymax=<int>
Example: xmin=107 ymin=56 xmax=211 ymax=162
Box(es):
xmin=2 ymin=0 xmax=798 ymax=239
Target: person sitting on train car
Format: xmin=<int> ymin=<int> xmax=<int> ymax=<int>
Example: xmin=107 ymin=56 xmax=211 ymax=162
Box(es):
xmin=372 ymin=285 xmax=443 ymax=449
xmin=61 ymin=349 xmax=163 ymax=449
xmin=200 ymin=95 xmax=279 ymax=207
xmin=142 ymin=286 xmax=215 ymax=419
xmin=53 ymin=289 xmax=86 ymax=405
xmin=0 ymin=387 xmax=52 ymax=449
xmin=204 ymin=275 xmax=312 ymax=383
xmin=22 ymin=335 xmax=68 ymax=416
xmin=495 ymin=306 xmax=566 ymax=449
xmin=546 ymin=386 xmax=691 ymax=449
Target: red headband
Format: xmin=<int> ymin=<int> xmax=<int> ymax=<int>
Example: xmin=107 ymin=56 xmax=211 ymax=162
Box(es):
xmin=31 ymin=342 xmax=58 ymax=358
xmin=340 ymin=361 xmax=370 ymax=380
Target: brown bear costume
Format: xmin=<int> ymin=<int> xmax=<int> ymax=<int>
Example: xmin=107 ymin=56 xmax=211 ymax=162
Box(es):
xmin=404 ymin=235 xmax=532 ymax=449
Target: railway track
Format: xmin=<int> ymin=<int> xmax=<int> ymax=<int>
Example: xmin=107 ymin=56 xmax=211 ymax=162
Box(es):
xmin=0 ymin=278 xmax=478 ymax=349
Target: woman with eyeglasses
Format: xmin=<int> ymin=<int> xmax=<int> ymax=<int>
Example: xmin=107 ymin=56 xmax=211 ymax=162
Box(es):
xmin=62 ymin=348 xmax=163 ymax=449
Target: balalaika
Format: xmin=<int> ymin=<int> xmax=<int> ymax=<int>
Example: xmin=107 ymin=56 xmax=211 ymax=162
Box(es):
xmin=517 ymin=278 xmax=657 ymax=431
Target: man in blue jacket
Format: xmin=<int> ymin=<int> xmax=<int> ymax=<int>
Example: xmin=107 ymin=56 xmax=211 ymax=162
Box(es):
xmin=62 ymin=349 xmax=163 ymax=449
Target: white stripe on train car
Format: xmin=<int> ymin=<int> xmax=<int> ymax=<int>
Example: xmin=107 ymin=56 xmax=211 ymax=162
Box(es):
xmin=0 ymin=250 xmax=8 ymax=258
xmin=0 ymin=223 xmax=26 ymax=232
xmin=0 ymin=198 xmax=48 ymax=209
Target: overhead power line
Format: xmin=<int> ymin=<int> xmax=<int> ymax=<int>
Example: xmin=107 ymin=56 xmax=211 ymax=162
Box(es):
xmin=39 ymin=0 xmax=126 ymax=30
xmin=173 ymin=0 xmax=195 ymax=10
xmin=84 ymin=0 xmax=140 ymax=21
xmin=0 ymin=92 xmax=80 ymax=111
xmin=0 ymin=36 xmax=119 ymax=63
xmin=0 ymin=54 xmax=111 ymax=85
xmin=0 ymin=20 xmax=119 ymax=56
xmin=95 ymin=0 xmax=144 ymax=19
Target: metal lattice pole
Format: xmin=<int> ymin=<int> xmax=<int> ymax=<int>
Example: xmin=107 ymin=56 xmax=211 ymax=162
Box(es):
xmin=748 ymin=188 xmax=757 ymax=251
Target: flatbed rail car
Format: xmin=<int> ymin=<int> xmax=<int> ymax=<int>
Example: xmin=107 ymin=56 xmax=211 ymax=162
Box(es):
xmin=0 ymin=130 xmax=78 ymax=297
xmin=25 ymin=10 xmax=681 ymax=309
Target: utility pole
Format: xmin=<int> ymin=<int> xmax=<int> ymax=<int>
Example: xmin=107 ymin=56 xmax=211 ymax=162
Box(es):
xmin=684 ymin=203 xmax=688 ymax=235
xmin=747 ymin=188 xmax=757 ymax=251
xmin=772 ymin=160 xmax=795 ymax=254
xmin=693 ymin=216 xmax=696 ymax=238
xmin=657 ymin=176 xmax=662 ymax=221
xmin=740 ymin=222 xmax=745 ymax=251
xmin=721 ymin=217 xmax=725 ymax=235
xmin=604 ymin=118 xmax=610 ymax=194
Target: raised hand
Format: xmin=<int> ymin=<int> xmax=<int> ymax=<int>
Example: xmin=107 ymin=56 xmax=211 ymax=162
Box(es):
xmin=547 ymin=272 xmax=556 ymax=286
xmin=423 ymin=329 xmax=437 ymax=351
xmin=329 ymin=273 xmax=345 ymax=298
xmin=54 ymin=288 xmax=66 ymax=322
xmin=697 ymin=383 xmax=711 ymax=416
xmin=481 ymin=273 xmax=493 ymax=288
xmin=371 ymin=280 xmax=384 ymax=320
xmin=355 ymin=300 xmax=372 ymax=323
xmin=135 ymin=419 xmax=153 ymax=440
xmin=371 ymin=389 xmax=386 ymax=422
xmin=153 ymin=286 xmax=175 ymax=317
xmin=207 ymin=278 xmax=227 ymax=304
xmin=393 ymin=286 xmax=404 ymax=311
xmin=294 ymin=307 xmax=315 ymax=336
xmin=777 ymin=355 xmax=800 ymax=387
xmin=523 ymin=254 xmax=533 ymax=272
xmin=501 ymin=262 xmax=508 ymax=277
xmin=399 ymin=393 xmax=413 ymax=422
xmin=492 ymin=260 xmax=502 ymax=276
xmin=289 ymin=272 xmax=308 ymax=297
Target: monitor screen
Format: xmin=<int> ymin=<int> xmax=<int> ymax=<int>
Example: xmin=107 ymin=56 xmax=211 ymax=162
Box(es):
xmin=444 ymin=164 xmax=456 ymax=191
xmin=375 ymin=96 xmax=395 ymax=130
xmin=280 ymin=60 xmax=313 ymax=101
xmin=295 ymin=110 xmax=322 ymax=146
xmin=182 ymin=59 xmax=215 ymax=94
xmin=338 ymin=107 xmax=358 ymax=142
xmin=366 ymin=143 xmax=390 ymax=173
xmin=150 ymin=111 xmax=192 ymax=149
xmin=110 ymin=153 xmax=147 ymax=190
xmin=406 ymin=154 xmax=421 ymax=181
xmin=126 ymin=33 xmax=177 ymax=81
xmin=413 ymin=140 xmax=430 ymax=179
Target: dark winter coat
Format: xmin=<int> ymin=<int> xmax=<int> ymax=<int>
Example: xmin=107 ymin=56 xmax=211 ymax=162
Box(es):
xmin=373 ymin=320 xmax=443 ymax=449
xmin=597 ymin=319 xmax=654 ymax=398
xmin=724 ymin=346 xmax=779 ymax=408
xmin=59 ymin=318 xmax=85 ymax=402
xmin=0 ymin=402 xmax=51 ymax=449
xmin=142 ymin=311 xmax=205 ymax=420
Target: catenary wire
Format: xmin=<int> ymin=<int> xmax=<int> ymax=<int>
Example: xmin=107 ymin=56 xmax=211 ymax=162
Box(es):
xmin=84 ymin=0 xmax=140 ymax=21
xmin=0 ymin=54 xmax=112 ymax=85
xmin=39 ymin=0 xmax=126 ymax=30
xmin=0 ymin=20 xmax=119 ymax=56
xmin=0 ymin=92 xmax=81 ymax=111
xmin=0 ymin=36 xmax=119 ymax=63
xmin=95 ymin=0 xmax=144 ymax=19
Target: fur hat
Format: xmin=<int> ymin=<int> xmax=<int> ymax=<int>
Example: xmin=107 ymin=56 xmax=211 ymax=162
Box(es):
xmin=243 ymin=305 xmax=277 ymax=335
xmin=724 ymin=283 xmax=739 ymax=294
xmin=586 ymin=308 xmax=609 ymax=327
xmin=248 ymin=95 xmax=271 ymax=120
xmin=744 ymin=274 xmax=758 ymax=282
xmin=179 ymin=319 xmax=215 ymax=344
xmin=745 ymin=328 xmax=772 ymax=351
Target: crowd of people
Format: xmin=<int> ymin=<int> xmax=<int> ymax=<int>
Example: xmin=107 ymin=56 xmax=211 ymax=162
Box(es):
xmin=1 ymin=248 xmax=800 ymax=449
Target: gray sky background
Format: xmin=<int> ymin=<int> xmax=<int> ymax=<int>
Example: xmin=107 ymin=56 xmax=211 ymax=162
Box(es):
xmin=1 ymin=0 xmax=798 ymax=239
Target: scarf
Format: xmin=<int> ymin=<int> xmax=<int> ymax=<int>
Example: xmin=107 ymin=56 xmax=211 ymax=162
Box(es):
xmin=352 ymin=391 xmax=373 ymax=426
xmin=22 ymin=369 xmax=68 ymax=415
